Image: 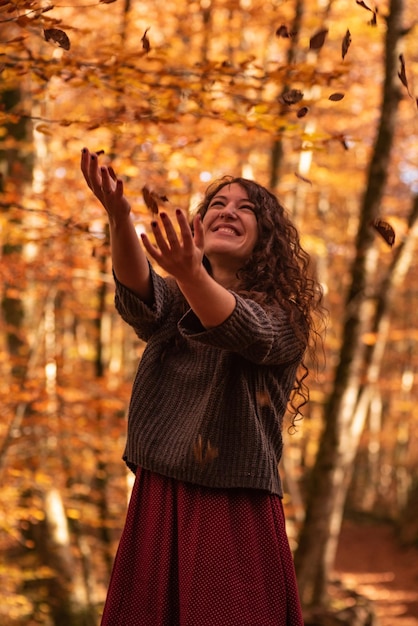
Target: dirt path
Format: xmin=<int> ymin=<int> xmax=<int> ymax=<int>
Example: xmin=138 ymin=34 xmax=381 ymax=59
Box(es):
xmin=334 ymin=520 xmax=418 ymax=626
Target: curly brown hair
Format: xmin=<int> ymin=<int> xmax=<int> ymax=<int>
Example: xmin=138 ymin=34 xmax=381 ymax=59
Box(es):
xmin=195 ymin=176 xmax=324 ymax=423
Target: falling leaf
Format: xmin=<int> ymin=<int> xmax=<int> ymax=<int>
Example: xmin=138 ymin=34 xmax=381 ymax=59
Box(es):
xmin=342 ymin=29 xmax=351 ymax=60
xmin=295 ymin=172 xmax=313 ymax=185
xmin=44 ymin=28 xmax=71 ymax=51
xmin=142 ymin=186 xmax=159 ymax=214
xmin=329 ymin=92 xmax=345 ymax=101
xmin=371 ymin=219 xmax=395 ymax=247
xmin=35 ymin=124 xmax=53 ymax=135
xmin=398 ymin=54 xmax=412 ymax=97
xmin=297 ymin=106 xmax=309 ymax=118
xmin=95 ymin=150 xmax=105 ymax=156
xmin=141 ymin=187 xmax=169 ymax=214
xmin=276 ymin=25 xmax=290 ymax=38
xmin=141 ymin=27 xmax=151 ymax=53
xmin=355 ymin=0 xmax=378 ymax=26
xmin=340 ymin=137 xmax=350 ymax=150
xmin=309 ymin=29 xmax=328 ymax=51
xmin=278 ymin=89 xmax=304 ymax=105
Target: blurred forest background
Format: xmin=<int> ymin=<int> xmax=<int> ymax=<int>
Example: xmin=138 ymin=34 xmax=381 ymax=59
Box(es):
xmin=0 ymin=0 xmax=417 ymax=624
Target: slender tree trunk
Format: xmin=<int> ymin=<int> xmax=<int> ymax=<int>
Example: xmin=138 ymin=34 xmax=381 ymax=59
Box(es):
xmin=294 ymin=0 xmax=406 ymax=607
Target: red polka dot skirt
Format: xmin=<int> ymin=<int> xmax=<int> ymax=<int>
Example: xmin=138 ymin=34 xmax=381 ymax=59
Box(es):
xmin=100 ymin=468 xmax=304 ymax=626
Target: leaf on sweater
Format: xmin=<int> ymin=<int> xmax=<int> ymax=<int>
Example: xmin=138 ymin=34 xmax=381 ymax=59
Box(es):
xmin=256 ymin=390 xmax=272 ymax=408
xmin=193 ymin=435 xmax=219 ymax=465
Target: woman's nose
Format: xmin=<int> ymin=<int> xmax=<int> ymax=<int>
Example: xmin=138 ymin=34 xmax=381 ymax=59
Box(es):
xmin=220 ymin=203 xmax=237 ymax=218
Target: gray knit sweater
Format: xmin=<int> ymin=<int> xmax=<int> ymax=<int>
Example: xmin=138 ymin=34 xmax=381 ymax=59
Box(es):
xmin=115 ymin=266 xmax=304 ymax=497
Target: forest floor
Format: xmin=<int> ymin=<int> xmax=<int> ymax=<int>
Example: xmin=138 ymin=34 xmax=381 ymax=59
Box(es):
xmin=334 ymin=519 xmax=418 ymax=625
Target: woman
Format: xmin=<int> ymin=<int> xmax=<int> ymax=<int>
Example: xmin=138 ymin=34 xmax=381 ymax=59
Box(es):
xmin=81 ymin=147 xmax=322 ymax=625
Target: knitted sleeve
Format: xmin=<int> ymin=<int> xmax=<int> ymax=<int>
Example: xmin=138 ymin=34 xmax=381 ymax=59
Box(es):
xmin=178 ymin=293 xmax=304 ymax=365
xmin=113 ymin=265 xmax=177 ymax=341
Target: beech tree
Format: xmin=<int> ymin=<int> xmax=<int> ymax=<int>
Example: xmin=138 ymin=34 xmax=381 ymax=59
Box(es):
xmin=294 ymin=0 xmax=416 ymax=608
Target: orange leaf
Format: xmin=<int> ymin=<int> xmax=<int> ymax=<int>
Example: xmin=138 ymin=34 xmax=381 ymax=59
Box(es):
xmin=141 ymin=186 xmax=168 ymax=214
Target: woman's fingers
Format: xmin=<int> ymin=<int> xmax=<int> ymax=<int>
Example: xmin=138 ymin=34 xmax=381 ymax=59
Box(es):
xmin=150 ymin=218 xmax=172 ymax=255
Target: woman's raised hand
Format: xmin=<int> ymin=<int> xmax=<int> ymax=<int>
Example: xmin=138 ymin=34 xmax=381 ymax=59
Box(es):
xmin=80 ymin=148 xmax=131 ymax=221
xmin=141 ymin=210 xmax=205 ymax=284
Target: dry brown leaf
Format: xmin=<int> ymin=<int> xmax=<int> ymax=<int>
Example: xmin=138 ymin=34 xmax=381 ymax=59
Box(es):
xmin=276 ymin=25 xmax=290 ymax=38
xmin=142 ymin=186 xmax=159 ymax=214
xmin=256 ymin=390 xmax=272 ymax=407
xmin=355 ymin=0 xmax=378 ymax=25
xmin=342 ymin=29 xmax=351 ymax=60
xmin=44 ymin=28 xmax=71 ymax=51
xmin=192 ymin=435 xmax=219 ymax=465
xmin=141 ymin=27 xmax=151 ymax=53
xmin=329 ymin=93 xmax=345 ymax=101
xmin=295 ymin=172 xmax=313 ymax=185
xmin=297 ymin=106 xmax=309 ymax=118
xmin=309 ymin=29 xmax=328 ymax=51
xmin=371 ymin=219 xmax=395 ymax=247
xmin=398 ymin=54 xmax=412 ymax=97
xmin=278 ymin=89 xmax=304 ymax=106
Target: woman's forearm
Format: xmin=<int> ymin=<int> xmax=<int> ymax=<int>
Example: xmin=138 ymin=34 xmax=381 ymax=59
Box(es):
xmin=109 ymin=216 xmax=153 ymax=303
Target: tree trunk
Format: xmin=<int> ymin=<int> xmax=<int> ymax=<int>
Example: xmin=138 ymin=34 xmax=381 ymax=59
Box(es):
xmin=294 ymin=0 xmax=406 ymax=607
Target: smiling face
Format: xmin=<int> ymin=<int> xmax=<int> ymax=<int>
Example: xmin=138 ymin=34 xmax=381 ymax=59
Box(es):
xmin=201 ymin=183 xmax=259 ymax=279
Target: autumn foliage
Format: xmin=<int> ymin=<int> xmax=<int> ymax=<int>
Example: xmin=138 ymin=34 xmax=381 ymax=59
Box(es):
xmin=0 ymin=0 xmax=417 ymax=623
